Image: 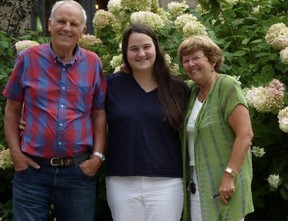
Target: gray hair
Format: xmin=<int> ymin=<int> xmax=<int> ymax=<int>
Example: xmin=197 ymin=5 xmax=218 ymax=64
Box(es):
xmin=50 ymin=0 xmax=87 ymax=29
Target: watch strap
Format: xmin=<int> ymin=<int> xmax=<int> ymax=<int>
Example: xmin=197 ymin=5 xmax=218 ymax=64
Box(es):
xmin=224 ymin=166 xmax=237 ymax=178
xmin=92 ymin=151 xmax=105 ymax=162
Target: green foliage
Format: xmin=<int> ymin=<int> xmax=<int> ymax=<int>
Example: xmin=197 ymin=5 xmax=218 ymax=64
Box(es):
xmin=0 ymin=30 xmax=15 ymax=141
xmin=0 ymin=200 xmax=12 ymax=221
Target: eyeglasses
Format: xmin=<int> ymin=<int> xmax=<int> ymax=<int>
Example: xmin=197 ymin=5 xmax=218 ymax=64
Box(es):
xmin=182 ymin=54 xmax=205 ymax=65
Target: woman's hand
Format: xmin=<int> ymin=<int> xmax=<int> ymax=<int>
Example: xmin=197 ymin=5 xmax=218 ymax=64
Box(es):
xmin=19 ymin=118 xmax=26 ymax=134
xmin=218 ymin=172 xmax=236 ymax=204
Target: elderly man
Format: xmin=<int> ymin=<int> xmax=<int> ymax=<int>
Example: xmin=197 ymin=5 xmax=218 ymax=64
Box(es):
xmin=2 ymin=1 xmax=106 ymax=220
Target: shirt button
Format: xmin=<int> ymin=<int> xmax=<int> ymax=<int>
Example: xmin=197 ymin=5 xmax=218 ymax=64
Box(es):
xmin=62 ymin=86 xmax=66 ymax=90
xmin=60 ymin=104 xmax=64 ymax=108
xmin=59 ymin=123 xmax=63 ymax=127
xmin=58 ymin=142 xmax=62 ymax=145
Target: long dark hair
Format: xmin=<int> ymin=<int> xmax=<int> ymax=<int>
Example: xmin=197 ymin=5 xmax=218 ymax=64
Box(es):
xmin=122 ymin=23 xmax=190 ymax=130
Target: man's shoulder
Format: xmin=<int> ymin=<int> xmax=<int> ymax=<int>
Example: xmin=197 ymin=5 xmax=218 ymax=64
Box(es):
xmin=79 ymin=47 xmax=99 ymax=60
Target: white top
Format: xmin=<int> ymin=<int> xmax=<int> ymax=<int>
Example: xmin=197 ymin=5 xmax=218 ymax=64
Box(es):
xmin=186 ymin=98 xmax=203 ymax=166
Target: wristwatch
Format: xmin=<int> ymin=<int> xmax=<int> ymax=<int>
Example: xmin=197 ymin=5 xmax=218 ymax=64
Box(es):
xmin=92 ymin=151 xmax=105 ymax=162
xmin=224 ymin=167 xmax=237 ymax=178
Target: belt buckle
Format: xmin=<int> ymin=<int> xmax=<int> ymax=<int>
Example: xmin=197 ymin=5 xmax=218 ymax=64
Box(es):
xmin=50 ymin=157 xmax=61 ymax=166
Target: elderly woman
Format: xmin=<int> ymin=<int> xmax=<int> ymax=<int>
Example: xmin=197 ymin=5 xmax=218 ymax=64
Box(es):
xmin=178 ymin=35 xmax=254 ymax=221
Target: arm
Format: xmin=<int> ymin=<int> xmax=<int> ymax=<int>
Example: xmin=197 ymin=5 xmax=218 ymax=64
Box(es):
xmin=91 ymin=108 xmax=107 ymax=157
xmin=226 ymin=104 xmax=253 ymax=172
xmin=80 ymin=109 xmax=107 ymax=176
xmin=4 ymin=99 xmax=39 ymax=171
xmin=218 ymin=104 xmax=253 ymax=204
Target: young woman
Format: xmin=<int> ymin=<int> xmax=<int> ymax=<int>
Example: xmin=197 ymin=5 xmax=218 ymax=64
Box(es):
xmin=105 ymin=23 xmax=190 ymax=221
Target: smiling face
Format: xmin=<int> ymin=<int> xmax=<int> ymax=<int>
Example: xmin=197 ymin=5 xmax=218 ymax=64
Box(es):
xmin=126 ymin=32 xmax=156 ymax=75
xmin=48 ymin=3 xmax=86 ymax=54
xmin=182 ymin=50 xmax=215 ymax=85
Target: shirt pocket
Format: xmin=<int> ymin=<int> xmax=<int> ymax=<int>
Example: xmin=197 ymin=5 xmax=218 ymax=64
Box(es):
xmin=69 ymin=84 xmax=95 ymax=113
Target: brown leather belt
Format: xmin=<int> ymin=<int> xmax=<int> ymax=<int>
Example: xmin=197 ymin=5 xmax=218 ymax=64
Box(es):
xmin=26 ymin=152 xmax=90 ymax=167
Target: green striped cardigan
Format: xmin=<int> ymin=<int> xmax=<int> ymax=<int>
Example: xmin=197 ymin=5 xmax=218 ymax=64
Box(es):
xmin=181 ymin=74 xmax=254 ymax=221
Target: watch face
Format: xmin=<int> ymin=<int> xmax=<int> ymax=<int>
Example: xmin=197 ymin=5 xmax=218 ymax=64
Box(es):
xmin=225 ymin=167 xmax=237 ymax=177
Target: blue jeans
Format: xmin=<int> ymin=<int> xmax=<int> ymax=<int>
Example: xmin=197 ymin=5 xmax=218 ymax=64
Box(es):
xmin=12 ymin=162 xmax=96 ymax=221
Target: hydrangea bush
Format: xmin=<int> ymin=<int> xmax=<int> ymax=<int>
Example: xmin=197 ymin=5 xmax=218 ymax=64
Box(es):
xmin=1 ymin=0 xmax=288 ymax=220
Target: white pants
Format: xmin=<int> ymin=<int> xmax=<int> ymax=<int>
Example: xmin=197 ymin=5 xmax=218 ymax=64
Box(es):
xmin=106 ymin=176 xmax=183 ymax=221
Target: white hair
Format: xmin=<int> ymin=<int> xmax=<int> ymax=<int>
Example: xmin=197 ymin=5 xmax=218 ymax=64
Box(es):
xmin=50 ymin=0 xmax=87 ymax=29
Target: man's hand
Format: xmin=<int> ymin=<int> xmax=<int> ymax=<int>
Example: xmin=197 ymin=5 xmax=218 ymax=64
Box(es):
xmin=11 ymin=151 xmax=40 ymax=172
xmin=79 ymin=156 xmax=102 ymax=176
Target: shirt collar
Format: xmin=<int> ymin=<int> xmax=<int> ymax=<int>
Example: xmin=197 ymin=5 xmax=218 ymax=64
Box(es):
xmin=49 ymin=43 xmax=80 ymax=65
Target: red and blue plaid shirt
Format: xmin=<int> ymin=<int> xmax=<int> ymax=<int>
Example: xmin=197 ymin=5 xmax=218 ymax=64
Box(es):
xmin=3 ymin=44 xmax=106 ymax=158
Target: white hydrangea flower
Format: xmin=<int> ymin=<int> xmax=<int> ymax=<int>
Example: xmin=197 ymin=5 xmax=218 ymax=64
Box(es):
xmin=131 ymin=11 xmax=165 ymax=30
xmin=252 ymin=5 xmax=260 ymax=13
xmin=0 ymin=148 xmax=13 ymax=170
xmin=121 ymin=0 xmax=152 ymax=12
xmin=277 ymin=107 xmax=288 ymax=133
xmin=274 ymin=35 xmax=288 ymax=50
xmin=169 ymin=63 xmax=180 ymax=75
xmin=245 ymin=86 xmax=267 ymax=110
xmin=15 ymin=40 xmax=40 ymax=53
xmin=156 ymin=8 xmax=171 ymax=24
xmin=280 ymin=47 xmax=288 ymax=64
xmin=113 ymin=66 xmax=121 ymax=73
xmin=164 ymin=54 xmax=179 ymax=75
xmin=182 ymin=21 xmax=208 ymax=37
xmin=110 ymin=54 xmax=123 ymax=69
xmin=225 ymin=0 xmax=239 ymax=7
xmin=164 ymin=54 xmax=172 ymax=64
xmin=195 ymin=4 xmax=209 ymax=15
xmin=251 ymin=146 xmax=266 ymax=157
xmin=107 ymin=0 xmax=122 ymax=14
xmin=79 ymin=34 xmax=102 ymax=50
xmin=167 ymin=1 xmax=189 ymax=17
xmin=174 ymin=14 xmax=198 ymax=31
xmin=265 ymin=23 xmax=288 ymax=50
xmin=93 ymin=9 xmax=116 ymax=30
xmin=244 ymin=79 xmax=284 ymax=113
xmin=267 ymin=174 xmax=281 ymax=189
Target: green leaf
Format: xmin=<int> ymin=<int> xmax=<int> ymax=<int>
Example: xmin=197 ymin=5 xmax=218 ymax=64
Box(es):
xmin=280 ymin=184 xmax=288 ymax=201
xmin=232 ymin=50 xmax=247 ymax=56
